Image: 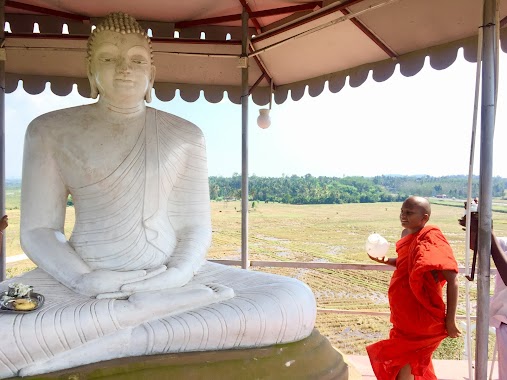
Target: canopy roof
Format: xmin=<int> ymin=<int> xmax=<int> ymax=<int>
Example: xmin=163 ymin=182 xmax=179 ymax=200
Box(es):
xmin=4 ymin=0 xmax=507 ymax=105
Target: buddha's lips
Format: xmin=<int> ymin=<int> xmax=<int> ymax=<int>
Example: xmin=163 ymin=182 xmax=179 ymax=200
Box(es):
xmin=115 ymin=77 xmax=134 ymax=83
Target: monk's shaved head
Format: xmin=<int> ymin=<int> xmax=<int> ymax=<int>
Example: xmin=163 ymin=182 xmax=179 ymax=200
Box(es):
xmin=405 ymin=196 xmax=431 ymax=217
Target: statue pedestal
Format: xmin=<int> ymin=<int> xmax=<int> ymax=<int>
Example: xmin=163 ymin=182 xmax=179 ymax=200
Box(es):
xmin=12 ymin=330 xmax=360 ymax=380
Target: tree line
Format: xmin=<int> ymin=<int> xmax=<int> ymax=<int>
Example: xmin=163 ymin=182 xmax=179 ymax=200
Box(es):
xmin=9 ymin=175 xmax=507 ymax=206
xmin=209 ymin=174 xmax=507 ymax=205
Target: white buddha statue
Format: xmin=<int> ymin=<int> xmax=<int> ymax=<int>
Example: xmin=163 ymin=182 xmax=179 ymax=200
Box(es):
xmin=0 ymin=13 xmax=316 ymax=378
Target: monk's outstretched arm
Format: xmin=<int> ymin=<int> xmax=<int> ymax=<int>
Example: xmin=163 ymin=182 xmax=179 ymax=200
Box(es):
xmin=442 ymin=270 xmax=461 ymax=338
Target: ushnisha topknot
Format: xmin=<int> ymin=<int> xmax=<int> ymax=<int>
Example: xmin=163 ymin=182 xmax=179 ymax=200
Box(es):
xmin=87 ymin=12 xmax=153 ymax=64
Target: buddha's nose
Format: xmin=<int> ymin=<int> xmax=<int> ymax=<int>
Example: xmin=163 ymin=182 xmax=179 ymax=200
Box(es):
xmin=116 ymin=57 xmax=131 ymax=72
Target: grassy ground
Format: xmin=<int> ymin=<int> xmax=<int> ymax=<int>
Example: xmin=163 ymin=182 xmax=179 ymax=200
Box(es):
xmin=6 ymin=197 xmax=506 ymax=359
xmin=208 ymin=199 xmax=505 ymax=359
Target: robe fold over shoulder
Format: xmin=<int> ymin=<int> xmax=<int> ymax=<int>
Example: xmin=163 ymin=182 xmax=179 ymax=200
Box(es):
xmin=366 ymin=226 xmax=458 ymax=380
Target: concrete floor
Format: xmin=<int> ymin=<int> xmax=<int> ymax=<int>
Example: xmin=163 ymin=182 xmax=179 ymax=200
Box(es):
xmin=347 ymin=355 xmax=499 ymax=380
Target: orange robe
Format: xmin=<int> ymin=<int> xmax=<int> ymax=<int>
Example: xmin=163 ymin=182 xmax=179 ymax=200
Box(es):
xmin=366 ymin=226 xmax=458 ymax=379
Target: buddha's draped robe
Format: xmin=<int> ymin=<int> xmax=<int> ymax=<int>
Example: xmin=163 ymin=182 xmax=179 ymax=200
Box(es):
xmin=366 ymin=226 xmax=458 ymax=380
xmin=0 ymin=108 xmax=316 ymax=379
xmin=69 ymin=109 xmax=187 ymax=271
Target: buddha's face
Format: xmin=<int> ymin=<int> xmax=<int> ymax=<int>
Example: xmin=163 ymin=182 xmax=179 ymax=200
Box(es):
xmin=88 ymin=30 xmax=155 ymax=105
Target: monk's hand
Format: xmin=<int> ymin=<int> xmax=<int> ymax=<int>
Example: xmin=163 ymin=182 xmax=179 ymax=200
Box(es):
xmin=445 ymin=317 xmax=462 ymax=338
xmin=0 ymin=215 xmax=8 ymax=231
xmin=368 ymin=254 xmax=388 ymax=264
xmin=73 ymin=267 xmax=164 ymax=297
xmin=120 ymin=263 xmax=193 ymax=293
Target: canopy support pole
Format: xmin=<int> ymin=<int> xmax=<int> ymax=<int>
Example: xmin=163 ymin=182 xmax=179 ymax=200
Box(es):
xmin=240 ymin=9 xmax=250 ymax=270
xmin=476 ymin=0 xmax=497 ymax=377
xmin=0 ymin=0 xmax=5 ymax=282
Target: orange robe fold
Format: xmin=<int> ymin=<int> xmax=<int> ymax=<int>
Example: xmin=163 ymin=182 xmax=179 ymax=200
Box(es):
xmin=366 ymin=226 xmax=458 ymax=380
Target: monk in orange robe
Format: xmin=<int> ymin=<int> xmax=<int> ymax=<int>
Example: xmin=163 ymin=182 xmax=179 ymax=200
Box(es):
xmin=366 ymin=196 xmax=460 ymax=380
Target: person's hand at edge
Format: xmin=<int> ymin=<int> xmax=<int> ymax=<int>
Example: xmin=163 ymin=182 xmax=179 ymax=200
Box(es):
xmin=0 ymin=215 xmax=8 ymax=232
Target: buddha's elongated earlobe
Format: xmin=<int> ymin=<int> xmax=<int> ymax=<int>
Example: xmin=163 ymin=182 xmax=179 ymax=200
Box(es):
xmin=87 ymin=63 xmax=99 ymax=99
xmin=145 ymin=66 xmax=156 ymax=103
xmin=90 ymin=81 xmax=99 ymax=99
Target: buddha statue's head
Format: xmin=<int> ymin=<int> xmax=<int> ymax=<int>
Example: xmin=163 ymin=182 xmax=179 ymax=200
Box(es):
xmin=86 ymin=12 xmax=156 ymax=103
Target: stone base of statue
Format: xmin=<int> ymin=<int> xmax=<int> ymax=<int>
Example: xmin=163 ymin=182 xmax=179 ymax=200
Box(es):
xmin=7 ymin=329 xmax=359 ymax=380
xmin=0 ymin=262 xmax=322 ymax=378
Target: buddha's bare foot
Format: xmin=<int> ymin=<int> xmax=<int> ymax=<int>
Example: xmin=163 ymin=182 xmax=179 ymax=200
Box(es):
xmin=115 ymin=284 xmax=234 ymax=327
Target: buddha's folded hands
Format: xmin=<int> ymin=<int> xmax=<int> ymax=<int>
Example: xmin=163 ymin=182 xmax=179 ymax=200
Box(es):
xmin=73 ymin=265 xmax=166 ymax=297
xmin=121 ymin=263 xmax=194 ymax=293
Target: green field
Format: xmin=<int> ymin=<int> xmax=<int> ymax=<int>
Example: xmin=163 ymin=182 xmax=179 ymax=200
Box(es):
xmin=6 ymin=196 xmax=506 ymax=359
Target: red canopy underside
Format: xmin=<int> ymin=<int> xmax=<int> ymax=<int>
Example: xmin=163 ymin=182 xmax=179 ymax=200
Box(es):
xmin=4 ymin=0 xmax=507 ymax=104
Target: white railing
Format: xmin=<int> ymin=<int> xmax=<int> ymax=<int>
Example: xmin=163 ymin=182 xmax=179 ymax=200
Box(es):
xmin=210 ymin=259 xmax=490 ymax=320
xmin=7 ymin=255 xmax=487 ymax=320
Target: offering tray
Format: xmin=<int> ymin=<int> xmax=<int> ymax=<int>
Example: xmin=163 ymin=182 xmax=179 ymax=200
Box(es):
xmin=0 ymin=292 xmax=45 ymax=313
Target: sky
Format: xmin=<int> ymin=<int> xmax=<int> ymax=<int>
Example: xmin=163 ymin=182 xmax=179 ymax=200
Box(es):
xmin=6 ymin=49 xmax=507 ymax=180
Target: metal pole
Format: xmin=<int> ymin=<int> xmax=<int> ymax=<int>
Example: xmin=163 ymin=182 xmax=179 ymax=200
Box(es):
xmin=0 ymin=0 xmax=5 ymax=281
xmin=476 ymin=0 xmax=497 ymax=377
xmin=240 ymin=9 xmax=249 ymax=270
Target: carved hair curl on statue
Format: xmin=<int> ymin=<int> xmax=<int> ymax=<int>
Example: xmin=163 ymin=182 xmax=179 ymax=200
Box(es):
xmin=87 ymin=12 xmax=155 ymax=101
xmin=87 ymin=12 xmax=154 ymax=65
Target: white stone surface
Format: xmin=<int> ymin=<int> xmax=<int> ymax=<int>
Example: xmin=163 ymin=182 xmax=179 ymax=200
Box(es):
xmin=0 ymin=263 xmax=316 ymax=378
xmin=2 ymin=13 xmax=316 ymax=378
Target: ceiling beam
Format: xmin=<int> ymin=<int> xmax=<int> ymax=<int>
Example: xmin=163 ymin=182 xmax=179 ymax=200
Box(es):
xmin=175 ymin=3 xmax=322 ymax=29
xmin=175 ymin=14 xmax=240 ymax=29
xmin=248 ymin=73 xmax=267 ymax=95
xmin=7 ymin=33 xmax=242 ymax=46
xmin=251 ymin=3 xmax=322 ymax=19
xmin=341 ymin=8 xmax=397 ymax=58
xmin=238 ymin=0 xmax=262 ymax=34
xmin=250 ymin=44 xmax=274 ymax=88
xmin=253 ymin=0 xmax=366 ymax=43
xmin=240 ymin=0 xmax=275 ymax=91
